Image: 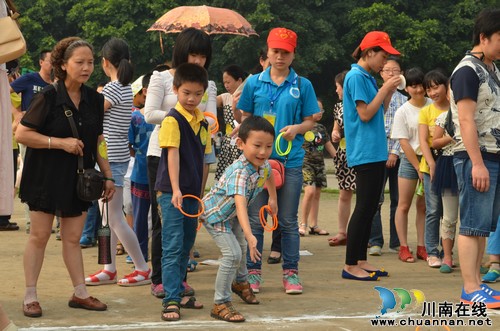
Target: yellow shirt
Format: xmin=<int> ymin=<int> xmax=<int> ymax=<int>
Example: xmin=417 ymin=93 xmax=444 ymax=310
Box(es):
xmin=418 ymin=103 xmax=447 ymax=173
xmin=11 ymin=92 xmax=21 ymax=149
xmin=158 ymin=102 xmax=212 ymax=154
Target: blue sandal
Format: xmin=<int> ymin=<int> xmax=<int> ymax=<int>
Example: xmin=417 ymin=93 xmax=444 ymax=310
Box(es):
xmin=187 ymin=259 xmax=198 ymax=272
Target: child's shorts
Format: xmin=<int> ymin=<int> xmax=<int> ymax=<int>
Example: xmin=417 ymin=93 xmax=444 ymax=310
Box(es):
xmin=398 ymin=155 xmax=421 ymax=180
xmin=302 ymin=161 xmax=327 ymax=188
xmin=204 ymin=148 xmax=216 ymax=165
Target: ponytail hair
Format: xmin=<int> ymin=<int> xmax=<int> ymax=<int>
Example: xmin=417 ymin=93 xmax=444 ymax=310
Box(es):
xmin=102 ymin=38 xmax=134 ymax=85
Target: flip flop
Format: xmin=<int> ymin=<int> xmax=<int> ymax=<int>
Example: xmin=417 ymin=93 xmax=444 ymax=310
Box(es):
xmin=180 ymin=296 xmax=203 ymax=309
xmin=362 ymin=268 xmax=389 ymax=277
xmin=341 ymin=269 xmax=379 ymax=281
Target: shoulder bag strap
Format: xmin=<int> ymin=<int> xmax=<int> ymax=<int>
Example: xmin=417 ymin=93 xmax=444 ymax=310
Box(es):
xmin=63 ymin=103 xmax=84 ymax=172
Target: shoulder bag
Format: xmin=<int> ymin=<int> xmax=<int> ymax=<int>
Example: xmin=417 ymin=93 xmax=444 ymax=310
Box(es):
xmin=0 ymin=0 xmax=26 ymax=63
xmin=64 ymin=105 xmax=105 ymax=201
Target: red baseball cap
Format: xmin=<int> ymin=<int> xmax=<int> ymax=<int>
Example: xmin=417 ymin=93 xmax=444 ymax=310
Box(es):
xmin=267 ymin=28 xmax=297 ymax=52
xmin=360 ymin=31 xmax=400 ymax=55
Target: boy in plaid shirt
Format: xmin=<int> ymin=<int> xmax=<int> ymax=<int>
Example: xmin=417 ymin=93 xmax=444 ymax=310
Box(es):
xmin=202 ymin=116 xmax=277 ymax=322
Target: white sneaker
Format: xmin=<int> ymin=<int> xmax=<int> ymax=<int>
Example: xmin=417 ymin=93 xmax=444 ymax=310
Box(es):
xmin=368 ymin=246 xmax=382 ymax=256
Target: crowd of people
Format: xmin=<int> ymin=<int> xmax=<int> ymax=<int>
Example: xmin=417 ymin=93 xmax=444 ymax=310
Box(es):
xmin=1 ymin=2 xmax=499 ymax=327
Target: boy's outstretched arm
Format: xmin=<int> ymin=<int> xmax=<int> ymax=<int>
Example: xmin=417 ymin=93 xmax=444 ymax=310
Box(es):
xmin=264 ymin=173 xmax=278 ymax=216
xmin=167 ymin=147 xmax=183 ymax=208
xmin=234 ymin=195 xmax=261 ymax=263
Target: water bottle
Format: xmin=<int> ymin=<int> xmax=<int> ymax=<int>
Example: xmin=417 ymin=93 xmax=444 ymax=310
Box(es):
xmin=97 ymin=200 xmax=112 ymax=264
xmin=416 ymin=180 xmax=424 ymax=196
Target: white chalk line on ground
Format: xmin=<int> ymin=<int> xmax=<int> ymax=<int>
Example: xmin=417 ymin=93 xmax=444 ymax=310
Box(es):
xmin=19 ymin=310 xmax=500 ymax=330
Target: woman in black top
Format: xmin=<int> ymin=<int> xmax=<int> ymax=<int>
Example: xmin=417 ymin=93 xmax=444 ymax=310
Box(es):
xmin=16 ymin=37 xmax=114 ymax=317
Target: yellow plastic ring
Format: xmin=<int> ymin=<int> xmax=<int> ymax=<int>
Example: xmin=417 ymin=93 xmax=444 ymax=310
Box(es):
xmin=275 ymin=132 xmax=292 ymax=156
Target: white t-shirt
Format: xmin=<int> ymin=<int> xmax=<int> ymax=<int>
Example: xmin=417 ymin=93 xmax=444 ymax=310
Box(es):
xmin=144 ymin=69 xmax=217 ymax=157
xmin=391 ymin=98 xmax=432 ymax=155
xmin=102 ymin=81 xmax=133 ymax=163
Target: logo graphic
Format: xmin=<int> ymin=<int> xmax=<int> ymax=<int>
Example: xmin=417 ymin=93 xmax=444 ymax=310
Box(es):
xmin=374 ymin=286 xmax=426 ymax=317
xmin=371 ymin=287 xmax=492 ymax=328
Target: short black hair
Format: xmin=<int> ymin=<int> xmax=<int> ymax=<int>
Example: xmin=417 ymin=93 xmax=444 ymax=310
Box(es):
xmin=223 ymin=64 xmax=248 ymax=81
xmin=173 ymin=63 xmax=208 ymax=91
xmin=404 ymin=67 xmax=425 ymax=87
xmin=423 ymin=69 xmax=448 ymax=90
xmin=40 ymin=50 xmax=51 ymax=61
xmin=472 ymin=8 xmax=500 ymax=46
xmin=154 ymin=64 xmax=170 ymax=72
xmin=172 ymin=28 xmax=212 ymax=69
xmin=238 ymin=116 xmax=275 ymax=142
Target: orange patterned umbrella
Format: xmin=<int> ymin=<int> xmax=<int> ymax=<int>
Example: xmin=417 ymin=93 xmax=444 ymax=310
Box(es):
xmin=148 ymin=5 xmax=258 ymax=37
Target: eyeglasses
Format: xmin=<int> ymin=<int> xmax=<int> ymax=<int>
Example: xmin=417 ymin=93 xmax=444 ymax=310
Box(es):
xmin=381 ymin=69 xmax=401 ymax=74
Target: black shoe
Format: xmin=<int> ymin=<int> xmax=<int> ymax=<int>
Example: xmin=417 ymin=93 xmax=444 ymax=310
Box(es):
xmin=267 ymin=255 xmax=281 ymax=264
xmin=0 ymin=223 xmax=19 ymax=231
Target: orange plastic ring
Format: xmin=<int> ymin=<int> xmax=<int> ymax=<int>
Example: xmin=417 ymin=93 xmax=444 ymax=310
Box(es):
xmin=259 ymin=205 xmax=278 ymax=232
xmin=203 ymin=112 xmax=219 ymax=135
xmin=178 ymin=194 xmax=204 ymax=218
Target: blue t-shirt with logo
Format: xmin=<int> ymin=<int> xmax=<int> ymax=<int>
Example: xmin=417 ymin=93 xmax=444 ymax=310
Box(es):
xmin=128 ymin=108 xmax=154 ymax=184
xmin=237 ymin=67 xmax=320 ymax=168
xmin=343 ymin=64 xmax=387 ymax=167
xmin=10 ymin=73 xmax=49 ymax=111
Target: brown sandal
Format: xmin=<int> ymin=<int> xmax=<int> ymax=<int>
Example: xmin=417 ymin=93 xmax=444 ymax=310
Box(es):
xmin=116 ymin=242 xmax=125 ymax=255
xmin=210 ymin=302 xmax=245 ymax=322
xmin=231 ymin=281 xmax=259 ymax=304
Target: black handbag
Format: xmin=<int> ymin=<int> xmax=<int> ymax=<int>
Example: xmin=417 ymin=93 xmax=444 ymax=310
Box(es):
xmin=64 ymin=105 xmax=104 ymax=201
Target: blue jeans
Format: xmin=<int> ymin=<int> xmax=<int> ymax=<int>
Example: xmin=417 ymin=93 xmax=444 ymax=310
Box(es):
xmin=423 ymin=173 xmax=443 ymax=257
xmin=454 ymin=157 xmax=500 ymax=237
xmin=81 ymin=200 xmax=101 ymax=241
xmin=204 ymin=218 xmax=248 ymax=304
xmin=157 ymin=192 xmax=198 ymax=305
xmin=247 ymin=167 xmax=302 ymax=271
xmin=369 ymin=160 xmax=400 ymax=249
xmin=131 ymin=181 xmax=150 ymax=261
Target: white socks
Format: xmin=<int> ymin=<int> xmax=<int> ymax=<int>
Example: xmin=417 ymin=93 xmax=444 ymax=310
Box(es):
xmin=24 ymin=286 xmax=37 ymax=305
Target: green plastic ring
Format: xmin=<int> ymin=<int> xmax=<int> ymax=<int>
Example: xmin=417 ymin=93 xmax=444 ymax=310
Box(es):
xmin=275 ymin=132 xmax=292 ymax=156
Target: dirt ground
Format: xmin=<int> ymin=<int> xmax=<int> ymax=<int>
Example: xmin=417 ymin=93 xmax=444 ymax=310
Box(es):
xmin=2 ymin=175 xmax=500 ymax=330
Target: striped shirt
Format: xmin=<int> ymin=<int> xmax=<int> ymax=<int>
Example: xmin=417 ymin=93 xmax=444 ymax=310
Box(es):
xmin=102 ymin=81 xmax=133 ymax=162
xmin=202 ymin=154 xmax=271 ymax=233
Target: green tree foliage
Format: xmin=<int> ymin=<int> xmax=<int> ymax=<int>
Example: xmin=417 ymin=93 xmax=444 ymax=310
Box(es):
xmin=13 ymin=0 xmax=498 ymax=115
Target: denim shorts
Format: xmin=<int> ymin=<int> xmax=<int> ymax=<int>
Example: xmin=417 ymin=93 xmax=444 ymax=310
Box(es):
xmin=204 ymin=148 xmax=216 ymax=164
xmin=454 ymin=157 xmax=500 ymax=237
xmin=110 ymin=161 xmax=129 ymax=187
xmin=398 ymin=155 xmax=421 ymax=180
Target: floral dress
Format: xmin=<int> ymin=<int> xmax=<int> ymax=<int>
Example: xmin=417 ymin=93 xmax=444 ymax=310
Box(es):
xmin=332 ymin=102 xmax=356 ymax=191
xmin=214 ymin=93 xmax=242 ymax=181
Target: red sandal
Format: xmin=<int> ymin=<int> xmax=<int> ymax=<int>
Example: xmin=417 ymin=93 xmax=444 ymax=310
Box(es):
xmin=398 ymin=246 xmax=415 ymax=263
